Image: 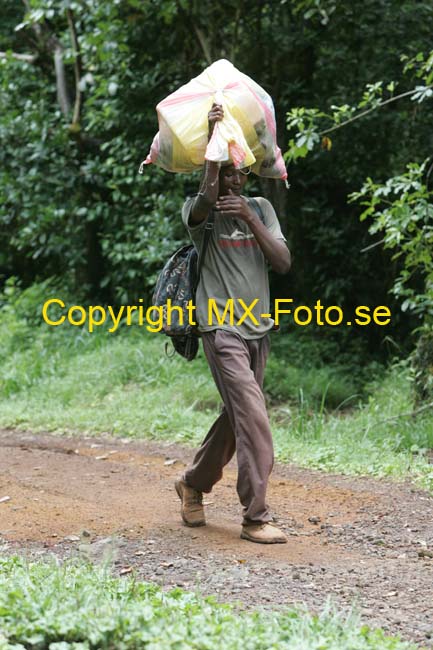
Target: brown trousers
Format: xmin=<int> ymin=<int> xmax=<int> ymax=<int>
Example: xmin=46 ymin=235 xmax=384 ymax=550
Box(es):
xmin=184 ymin=329 xmax=274 ymax=524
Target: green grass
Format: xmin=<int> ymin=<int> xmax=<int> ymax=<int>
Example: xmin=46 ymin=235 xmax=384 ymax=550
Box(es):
xmin=0 ymin=556 xmax=420 ymax=650
xmin=272 ymin=367 xmax=433 ymax=492
xmin=0 ymin=282 xmax=432 ymax=493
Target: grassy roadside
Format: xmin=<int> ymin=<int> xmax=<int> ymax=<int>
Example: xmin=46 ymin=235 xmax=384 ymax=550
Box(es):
xmin=0 ymin=556 xmax=420 ymax=650
xmin=0 ymin=292 xmax=432 ymax=493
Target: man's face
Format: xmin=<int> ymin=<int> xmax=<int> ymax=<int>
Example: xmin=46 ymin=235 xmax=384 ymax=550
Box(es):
xmin=219 ymin=165 xmax=248 ymax=196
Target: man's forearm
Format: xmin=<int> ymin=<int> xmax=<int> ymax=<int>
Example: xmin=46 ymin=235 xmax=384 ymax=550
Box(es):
xmin=247 ymin=213 xmax=291 ymax=274
xmin=190 ymin=160 xmax=220 ymax=225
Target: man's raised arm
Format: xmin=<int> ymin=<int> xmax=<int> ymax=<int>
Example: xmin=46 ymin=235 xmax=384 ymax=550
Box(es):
xmin=190 ymin=104 xmax=223 ymax=225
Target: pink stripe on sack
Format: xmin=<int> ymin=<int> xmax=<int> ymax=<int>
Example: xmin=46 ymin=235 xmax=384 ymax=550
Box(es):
xmin=223 ymin=81 xmax=242 ymax=91
xmin=158 ymin=90 xmax=212 ymax=109
xmin=147 ymin=133 xmax=160 ymax=163
xmin=229 ymin=141 xmax=246 ymax=167
xmin=240 ymin=80 xmax=276 ymax=138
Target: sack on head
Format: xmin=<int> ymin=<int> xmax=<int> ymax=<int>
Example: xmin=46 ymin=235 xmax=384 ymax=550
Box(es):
xmin=141 ymin=59 xmax=287 ymax=182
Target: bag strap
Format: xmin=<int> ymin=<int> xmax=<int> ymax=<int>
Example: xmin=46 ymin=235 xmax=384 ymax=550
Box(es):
xmin=248 ymin=197 xmax=265 ymax=224
xmin=194 ymin=209 xmax=215 ymax=293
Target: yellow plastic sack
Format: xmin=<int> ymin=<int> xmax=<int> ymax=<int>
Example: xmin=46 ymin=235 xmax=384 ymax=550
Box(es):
xmin=140 ymin=59 xmax=287 ymax=181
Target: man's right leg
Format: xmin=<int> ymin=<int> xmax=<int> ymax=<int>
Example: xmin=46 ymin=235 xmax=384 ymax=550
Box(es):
xmin=184 ymin=408 xmax=236 ymax=493
xmin=176 ymin=366 xmax=236 ymax=527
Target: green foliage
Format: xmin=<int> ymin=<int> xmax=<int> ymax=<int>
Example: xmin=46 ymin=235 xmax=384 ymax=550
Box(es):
xmin=266 ymin=326 xmax=384 ymax=409
xmin=2 ymin=0 xmax=433 ymax=394
xmin=349 ymin=161 xmax=433 ymax=325
xmin=285 ymin=49 xmax=433 ymax=163
xmin=1 ymin=0 xmax=433 ymax=363
xmin=0 ymin=557 xmax=419 ymax=650
xmin=402 ymin=49 xmax=433 ymax=87
xmin=0 ymin=282 xmax=218 ymax=437
xmin=348 ymin=158 xmax=433 ymax=401
xmin=411 ymin=331 xmax=433 ymax=403
xmin=279 ymin=5 xmax=433 ymax=361
xmin=273 ymin=364 xmax=433 ymax=493
xmin=285 ymin=107 xmax=324 ymax=161
xmin=1 ymin=284 xmax=432 ymax=493
xmin=283 ymin=39 xmax=433 ymax=362
xmin=294 ymin=0 xmax=337 ymax=25
xmin=0 ymin=278 xmax=75 ymax=396
xmin=0 ymin=0 xmax=188 ymax=303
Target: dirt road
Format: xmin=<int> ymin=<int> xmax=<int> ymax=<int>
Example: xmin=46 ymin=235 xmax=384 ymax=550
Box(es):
xmin=1 ymin=429 xmax=432 ymax=645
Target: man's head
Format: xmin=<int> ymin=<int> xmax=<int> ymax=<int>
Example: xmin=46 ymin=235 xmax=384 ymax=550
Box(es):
xmin=218 ymin=163 xmax=250 ymax=197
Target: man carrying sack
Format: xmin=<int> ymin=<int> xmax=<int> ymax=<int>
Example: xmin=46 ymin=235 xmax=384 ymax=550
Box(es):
xmin=175 ymin=104 xmax=291 ymax=544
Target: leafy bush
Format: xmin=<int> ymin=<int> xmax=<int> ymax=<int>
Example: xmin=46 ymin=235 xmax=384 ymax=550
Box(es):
xmin=0 ymin=557 xmax=419 ymax=650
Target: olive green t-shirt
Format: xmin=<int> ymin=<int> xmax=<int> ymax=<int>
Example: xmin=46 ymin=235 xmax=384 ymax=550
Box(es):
xmin=182 ymin=195 xmax=286 ymax=339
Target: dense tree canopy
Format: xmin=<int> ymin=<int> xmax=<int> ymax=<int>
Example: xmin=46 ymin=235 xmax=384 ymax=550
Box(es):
xmin=1 ymin=0 xmax=432 ymax=359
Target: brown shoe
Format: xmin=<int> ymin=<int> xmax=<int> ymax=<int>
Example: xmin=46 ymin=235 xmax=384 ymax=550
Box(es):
xmin=240 ymin=522 xmax=287 ymax=544
xmin=175 ymin=479 xmax=206 ymax=527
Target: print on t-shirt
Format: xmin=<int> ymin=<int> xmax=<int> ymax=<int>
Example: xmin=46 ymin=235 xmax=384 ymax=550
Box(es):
xmin=219 ymin=228 xmax=258 ymax=248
